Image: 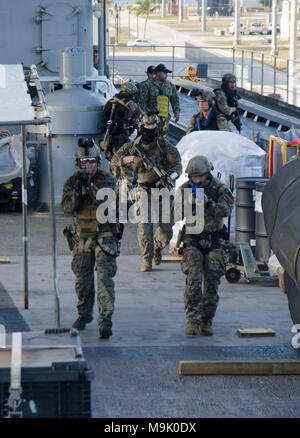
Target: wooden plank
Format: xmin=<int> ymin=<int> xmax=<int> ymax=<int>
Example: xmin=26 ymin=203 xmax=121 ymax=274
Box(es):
xmin=236 ymin=328 xmax=276 ymax=337
xmin=0 ymin=258 xmax=11 ymax=264
xmin=179 ymin=360 xmax=300 ymax=376
xmin=161 ymin=256 xmax=182 ymax=263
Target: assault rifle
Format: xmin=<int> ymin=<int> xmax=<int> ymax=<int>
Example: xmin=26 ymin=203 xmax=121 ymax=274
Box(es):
xmin=101 ymin=101 xmax=117 ymax=153
xmin=231 ymin=110 xmax=242 ymax=133
xmin=76 ymin=171 xmax=99 ymax=199
xmin=131 ymin=142 xmax=177 ymax=190
xmin=75 ymin=170 xmax=89 ymax=196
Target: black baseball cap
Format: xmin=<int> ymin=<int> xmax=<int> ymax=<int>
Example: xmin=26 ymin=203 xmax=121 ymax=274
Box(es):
xmin=146 ymin=65 xmax=155 ymax=74
xmin=154 ymin=64 xmax=172 ymax=73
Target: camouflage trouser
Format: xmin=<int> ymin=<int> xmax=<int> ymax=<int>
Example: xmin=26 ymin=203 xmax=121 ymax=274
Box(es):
xmin=71 ymin=235 xmax=118 ymax=328
xmin=181 ymin=242 xmax=226 ymax=323
xmin=136 ymin=191 xmax=173 ymax=262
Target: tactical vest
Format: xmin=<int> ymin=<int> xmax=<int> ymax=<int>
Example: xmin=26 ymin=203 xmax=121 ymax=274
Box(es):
xmin=194 ymin=113 xmax=219 ymax=131
xmin=213 ymin=87 xmax=239 ymax=119
xmin=203 ymin=178 xmax=228 ymax=232
xmin=74 ymin=171 xmax=116 ymax=239
xmin=76 ymin=202 xmax=99 ymax=239
xmin=181 ymin=177 xmax=229 ymax=233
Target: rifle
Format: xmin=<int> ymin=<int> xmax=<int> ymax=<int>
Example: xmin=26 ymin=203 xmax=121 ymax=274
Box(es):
xmin=131 ymin=141 xmax=176 ymax=190
xmin=75 ymin=170 xmax=89 ymax=197
xmin=100 ymin=101 xmax=117 ymax=153
xmin=231 ymin=111 xmax=242 ymax=133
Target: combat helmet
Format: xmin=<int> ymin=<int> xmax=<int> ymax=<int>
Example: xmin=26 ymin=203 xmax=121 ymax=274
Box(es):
xmin=196 ymin=90 xmax=216 ymax=104
xmin=139 ymin=111 xmax=160 ymax=130
xmin=120 ymin=81 xmax=138 ymax=95
xmin=75 ymin=138 xmax=101 ymax=166
xmin=222 ymin=73 xmax=237 ymax=84
xmin=186 ymin=156 xmax=214 ymax=177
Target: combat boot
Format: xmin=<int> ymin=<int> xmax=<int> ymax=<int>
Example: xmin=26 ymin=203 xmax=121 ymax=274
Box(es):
xmin=141 ymin=259 xmax=152 ymax=272
xmin=72 ymin=315 xmax=93 ymax=331
xmin=200 ymin=320 xmax=213 ymax=336
xmin=153 ymin=247 xmax=162 ymax=266
xmin=185 ymin=320 xmax=199 ymax=335
xmin=99 ymin=319 xmax=112 ymax=339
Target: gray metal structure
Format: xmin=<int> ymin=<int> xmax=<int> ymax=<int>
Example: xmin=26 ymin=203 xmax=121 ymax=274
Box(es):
xmin=255 ymin=181 xmax=270 ymax=263
xmin=0 ymin=0 xmax=114 ymax=204
xmin=0 ymin=0 xmax=94 ymax=78
xmin=27 ymin=47 xmax=107 ymax=205
xmin=235 ymin=177 xmax=269 ymax=257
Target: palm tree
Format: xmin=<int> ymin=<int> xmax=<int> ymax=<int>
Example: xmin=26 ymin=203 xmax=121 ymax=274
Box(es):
xmin=132 ymin=0 xmax=160 ymax=40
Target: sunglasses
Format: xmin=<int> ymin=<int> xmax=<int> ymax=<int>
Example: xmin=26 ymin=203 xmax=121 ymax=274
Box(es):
xmin=80 ymin=158 xmax=97 ymax=164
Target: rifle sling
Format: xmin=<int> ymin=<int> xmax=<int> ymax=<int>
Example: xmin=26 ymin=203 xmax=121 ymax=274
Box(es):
xmin=113 ymin=97 xmax=135 ymax=116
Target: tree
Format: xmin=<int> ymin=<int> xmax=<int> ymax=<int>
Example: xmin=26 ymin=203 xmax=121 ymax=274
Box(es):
xmin=132 ymin=0 xmax=160 ymax=40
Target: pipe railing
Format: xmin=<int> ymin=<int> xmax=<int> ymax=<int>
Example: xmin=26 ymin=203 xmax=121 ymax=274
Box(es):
xmin=106 ymin=44 xmax=300 ymax=106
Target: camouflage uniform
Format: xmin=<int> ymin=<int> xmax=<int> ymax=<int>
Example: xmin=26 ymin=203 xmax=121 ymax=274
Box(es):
xmin=214 ymin=74 xmax=241 ymax=132
xmin=186 ymin=109 xmax=231 ymax=134
xmin=111 ymin=135 xmax=182 ymax=268
xmin=61 ymin=170 xmax=118 ymax=334
xmin=214 ymin=87 xmax=238 ymax=118
xmin=100 ymin=92 xmax=142 ymax=162
xmin=178 ymin=176 xmax=233 ymax=327
xmin=136 ymin=79 xmax=180 ymax=135
xmin=135 ymin=78 xmax=152 ymax=105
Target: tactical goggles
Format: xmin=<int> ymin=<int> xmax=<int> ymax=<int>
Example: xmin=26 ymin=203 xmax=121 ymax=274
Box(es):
xmin=80 ymin=158 xmax=97 ymax=164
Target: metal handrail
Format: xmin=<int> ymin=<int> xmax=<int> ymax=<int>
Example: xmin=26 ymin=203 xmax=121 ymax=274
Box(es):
xmin=106 ymin=43 xmax=300 ymax=105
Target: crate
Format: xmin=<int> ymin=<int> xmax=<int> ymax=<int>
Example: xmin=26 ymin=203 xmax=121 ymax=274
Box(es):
xmin=0 ymin=329 xmax=93 ymax=418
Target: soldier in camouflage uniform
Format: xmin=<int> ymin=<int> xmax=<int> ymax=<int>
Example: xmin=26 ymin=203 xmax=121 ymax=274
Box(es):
xmin=135 ymin=64 xmax=180 ymax=136
xmin=213 ymin=73 xmax=242 ymax=132
xmin=61 ymin=138 xmax=119 ymax=339
xmin=100 ymin=81 xmax=142 ymax=162
xmin=135 ymin=65 xmax=156 ymax=103
xmin=177 ymin=156 xmax=233 ymax=336
xmin=111 ymin=113 xmax=182 ymax=272
xmin=186 ymin=90 xmax=230 ymax=134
